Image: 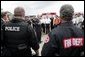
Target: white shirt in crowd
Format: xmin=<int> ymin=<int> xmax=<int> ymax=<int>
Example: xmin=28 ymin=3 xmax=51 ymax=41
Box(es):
xmin=72 ymin=15 xmax=84 ymax=24
xmin=40 ymin=18 xmax=46 ymax=24
xmin=45 ymin=18 xmax=51 ymax=24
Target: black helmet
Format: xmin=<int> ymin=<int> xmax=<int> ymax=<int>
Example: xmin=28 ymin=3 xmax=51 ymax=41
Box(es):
xmin=60 ymin=4 xmax=74 ymax=21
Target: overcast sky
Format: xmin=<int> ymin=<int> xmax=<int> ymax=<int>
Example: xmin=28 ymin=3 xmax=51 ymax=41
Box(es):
xmin=1 ymin=1 xmax=84 ymax=16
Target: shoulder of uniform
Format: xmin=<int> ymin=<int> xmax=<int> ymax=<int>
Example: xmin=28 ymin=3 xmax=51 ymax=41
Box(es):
xmin=4 ymin=21 xmax=11 ymax=26
xmin=73 ymin=26 xmax=84 ymax=34
xmin=52 ymin=26 xmax=61 ymax=32
xmin=21 ymin=21 xmax=29 ymax=26
xmin=49 ymin=26 xmax=62 ymax=36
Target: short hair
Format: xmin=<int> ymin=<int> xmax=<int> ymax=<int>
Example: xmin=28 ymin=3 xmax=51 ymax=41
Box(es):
xmin=60 ymin=4 xmax=74 ymax=21
xmin=14 ymin=7 xmax=25 ymax=17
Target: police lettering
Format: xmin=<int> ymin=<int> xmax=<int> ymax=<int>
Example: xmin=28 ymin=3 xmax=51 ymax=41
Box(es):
xmin=63 ymin=38 xmax=84 ymax=48
xmin=5 ymin=27 xmax=20 ymax=31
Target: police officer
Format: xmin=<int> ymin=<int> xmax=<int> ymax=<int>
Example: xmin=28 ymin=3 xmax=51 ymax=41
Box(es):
xmin=41 ymin=4 xmax=84 ymax=56
xmin=2 ymin=7 xmax=39 ymax=56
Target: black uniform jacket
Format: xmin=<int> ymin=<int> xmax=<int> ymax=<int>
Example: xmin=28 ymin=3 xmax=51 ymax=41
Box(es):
xmin=41 ymin=21 xmax=84 ymax=56
xmin=2 ymin=18 xmax=39 ymax=55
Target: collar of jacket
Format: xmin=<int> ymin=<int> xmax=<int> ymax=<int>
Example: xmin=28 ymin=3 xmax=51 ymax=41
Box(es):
xmin=14 ymin=16 xmax=25 ymax=20
xmin=60 ymin=20 xmax=74 ymax=27
xmin=10 ymin=16 xmax=25 ymax=23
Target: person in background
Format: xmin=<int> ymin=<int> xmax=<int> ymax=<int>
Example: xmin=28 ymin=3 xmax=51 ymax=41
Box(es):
xmin=50 ymin=17 xmax=54 ymax=30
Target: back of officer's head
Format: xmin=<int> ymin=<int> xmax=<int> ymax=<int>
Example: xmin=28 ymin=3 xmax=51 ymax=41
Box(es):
xmin=60 ymin=4 xmax=74 ymax=21
xmin=14 ymin=7 xmax=25 ymax=18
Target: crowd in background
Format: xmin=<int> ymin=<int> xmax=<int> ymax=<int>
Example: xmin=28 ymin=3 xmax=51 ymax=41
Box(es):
xmin=1 ymin=11 xmax=84 ymax=34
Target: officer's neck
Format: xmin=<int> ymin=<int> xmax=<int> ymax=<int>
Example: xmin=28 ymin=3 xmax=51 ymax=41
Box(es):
xmin=14 ymin=16 xmax=25 ymax=20
xmin=60 ymin=19 xmax=73 ymax=26
xmin=61 ymin=20 xmax=72 ymax=23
